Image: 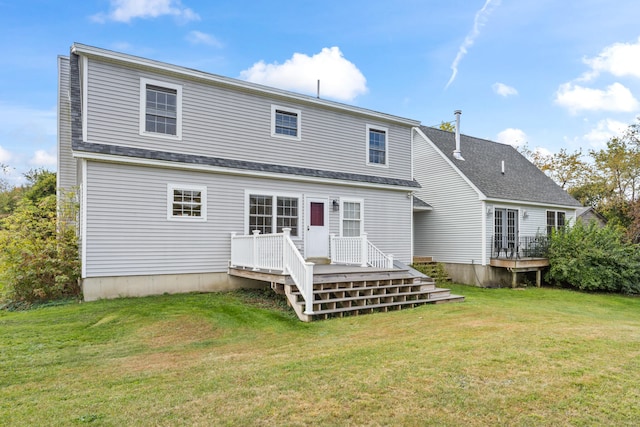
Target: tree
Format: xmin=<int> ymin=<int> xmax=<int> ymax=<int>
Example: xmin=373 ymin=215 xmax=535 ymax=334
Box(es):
xmin=22 ymin=168 xmax=56 ymax=203
xmin=439 ymin=121 xmax=455 ymax=132
xmin=546 ymin=221 xmax=640 ymax=294
xmin=0 ymin=193 xmax=80 ymax=303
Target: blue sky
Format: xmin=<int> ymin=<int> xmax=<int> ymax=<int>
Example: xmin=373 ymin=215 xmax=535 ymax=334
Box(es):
xmin=1 ymin=0 xmax=640 ymax=184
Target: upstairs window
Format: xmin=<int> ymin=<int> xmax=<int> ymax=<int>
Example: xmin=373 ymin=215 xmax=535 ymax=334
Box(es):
xmin=167 ymin=184 xmax=206 ymax=221
xmin=271 ymin=105 xmax=301 ymax=140
xmin=547 ymin=211 xmax=566 ymax=235
xmin=140 ymin=78 xmax=182 ymax=139
xmin=366 ymin=125 xmax=388 ymax=166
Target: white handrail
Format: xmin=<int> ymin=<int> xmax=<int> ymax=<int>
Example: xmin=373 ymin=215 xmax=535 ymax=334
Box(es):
xmin=230 ymin=229 xmax=314 ymax=315
xmin=367 ymin=240 xmax=394 ymax=269
xmin=330 ymin=233 xmax=393 ymax=269
xmin=282 ymin=229 xmax=314 ymax=315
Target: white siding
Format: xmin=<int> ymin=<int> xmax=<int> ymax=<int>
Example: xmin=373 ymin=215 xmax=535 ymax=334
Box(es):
xmin=413 ymin=132 xmax=483 ymax=263
xmin=84 ymin=161 xmax=412 ymax=277
xmin=84 ymin=59 xmax=412 ymax=182
xmin=57 ymin=56 xmax=76 ymax=191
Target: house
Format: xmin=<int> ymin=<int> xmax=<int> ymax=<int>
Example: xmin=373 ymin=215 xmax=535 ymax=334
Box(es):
xmin=412 ymin=115 xmax=582 ymax=287
xmin=57 ymin=43 xmax=463 ymax=320
xmin=576 ymin=206 xmax=607 ymax=228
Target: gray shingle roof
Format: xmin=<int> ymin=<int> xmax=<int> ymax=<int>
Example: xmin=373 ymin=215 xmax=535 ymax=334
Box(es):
xmin=73 ymin=141 xmax=421 ymax=189
xmin=420 ymin=126 xmax=582 ymax=207
xmin=412 ymin=195 xmax=432 ymax=210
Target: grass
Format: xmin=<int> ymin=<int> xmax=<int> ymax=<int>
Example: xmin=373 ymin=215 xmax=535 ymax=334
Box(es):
xmin=1 ymin=285 xmax=639 ymax=426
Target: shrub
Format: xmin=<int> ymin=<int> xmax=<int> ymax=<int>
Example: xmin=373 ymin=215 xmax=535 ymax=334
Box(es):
xmin=0 ymin=193 xmax=80 ymax=303
xmin=546 ymin=221 xmax=640 ymax=294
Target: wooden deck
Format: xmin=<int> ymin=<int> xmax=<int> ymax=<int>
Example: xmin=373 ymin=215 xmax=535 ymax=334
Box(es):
xmin=228 ymin=263 xmax=464 ymax=321
xmin=490 ymin=257 xmax=549 ymax=287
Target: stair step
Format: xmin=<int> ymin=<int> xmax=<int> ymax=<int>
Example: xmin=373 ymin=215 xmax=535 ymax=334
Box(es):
xmin=296 ymin=294 xmax=464 ymax=316
xmin=311 ymin=270 xmax=416 ymax=284
xmin=291 ymin=288 xmax=452 ymax=305
xmin=294 ymin=281 xmax=434 ymax=296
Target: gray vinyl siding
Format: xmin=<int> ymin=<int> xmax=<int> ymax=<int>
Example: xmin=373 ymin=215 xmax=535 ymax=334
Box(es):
xmin=84 ymin=59 xmax=412 ymax=181
xmin=84 ymin=161 xmax=412 ymax=277
xmin=57 ymin=56 xmax=76 ymax=192
xmin=413 ymin=132 xmax=483 ymax=264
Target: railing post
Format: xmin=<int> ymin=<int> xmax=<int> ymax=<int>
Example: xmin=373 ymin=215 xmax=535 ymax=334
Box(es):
xmin=360 ymin=232 xmax=368 ymax=267
xmin=387 ymin=254 xmax=394 ymax=269
xmin=329 ymin=233 xmax=336 ymax=264
xmin=251 ymin=230 xmax=260 ymax=271
xmin=230 ymin=232 xmax=237 ymax=267
xmin=303 ymin=261 xmax=314 ymax=315
xmin=282 ymin=228 xmax=291 ymax=274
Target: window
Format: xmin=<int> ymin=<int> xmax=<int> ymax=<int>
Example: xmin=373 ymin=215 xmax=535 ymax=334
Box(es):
xmin=341 ymin=200 xmax=363 ymax=237
xmin=366 ymin=125 xmax=388 ymax=166
xmin=547 ymin=211 xmax=566 ymax=235
xmin=249 ymin=194 xmax=299 ymax=236
xmin=271 ymin=105 xmax=301 ymax=140
xmin=167 ymin=184 xmax=206 ymax=221
xmin=140 ymin=78 xmax=182 ymax=139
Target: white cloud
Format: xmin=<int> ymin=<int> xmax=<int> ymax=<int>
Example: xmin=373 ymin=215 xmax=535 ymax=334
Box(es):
xmin=554 ymin=82 xmax=639 ymax=114
xmin=0 ymin=145 xmax=13 ymax=164
xmin=30 ymin=150 xmax=57 ymax=167
xmin=581 ymin=36 xmax=640 ymax=82
xmin=445 ymin=0 xmax=501 ymax=89
xmin=492 ymin=82 xmax=518 ymax=97
xmin=582 ymin=119 xmax=628 ymax=149
xmin=91 ymin=0 xmax=199 ymax=23
xmin=240 ymin=47 xmax=368 ymax=102
xmin=496 ymin=128 xmax=528 ymax=147
xmin=186 ymin=31 xmax=223 ymax=48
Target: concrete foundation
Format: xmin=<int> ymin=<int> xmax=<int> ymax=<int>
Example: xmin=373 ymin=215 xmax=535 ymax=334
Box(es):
xmin=82 ymin=271 xmax=266 ymax=301
xmin=441 ymin=262 xmax=543 ymax=288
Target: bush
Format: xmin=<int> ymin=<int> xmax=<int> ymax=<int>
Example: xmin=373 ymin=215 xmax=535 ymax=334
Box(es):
xmin=0 ymin=193 xmax=81 ymax=303
xmin=546 ymin=221 xmax=640 ymax=294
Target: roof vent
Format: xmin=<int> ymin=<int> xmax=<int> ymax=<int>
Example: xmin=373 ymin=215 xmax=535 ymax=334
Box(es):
xmin=453 ymin=110 xmax=464 ymax=161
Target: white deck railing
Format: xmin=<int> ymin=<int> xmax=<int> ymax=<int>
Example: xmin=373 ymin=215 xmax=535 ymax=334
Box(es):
xmin=330 ymin=233 xmax=394 ymax=269
xmin=230 ymin=229 xmax=314 ymax=315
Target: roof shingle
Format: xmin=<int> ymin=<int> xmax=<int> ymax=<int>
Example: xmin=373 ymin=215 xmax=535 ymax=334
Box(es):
xmin=420 ymin=126 xmax=581 ymax=207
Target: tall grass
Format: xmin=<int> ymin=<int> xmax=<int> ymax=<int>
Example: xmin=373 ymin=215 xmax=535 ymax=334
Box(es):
xmin=1 ymin=285 xmax=639 ymax=426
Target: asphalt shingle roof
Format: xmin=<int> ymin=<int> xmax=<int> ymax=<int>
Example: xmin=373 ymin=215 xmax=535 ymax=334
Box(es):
xmin=420 ymin=126 xmax=582 ymax=207
xmin=72 ymin=141 xmax=421 ymax=189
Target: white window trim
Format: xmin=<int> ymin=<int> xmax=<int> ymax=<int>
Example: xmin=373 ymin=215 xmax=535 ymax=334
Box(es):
xmin=546 ymin=210 xmax=566 ymax=231
xmin=271 ymin=105 xmax=302 ymax=141
xmin=340 ymin=198 xmax=365 ymax=237
xmin=366 ymin=124 xmax=389 ymax=168
xmin=140 ymin=77 xmax=183 ymax=140
xmin=244 ymin=190 xmax=302 ymax=238
xmin=167 ymin=184 xmax=207 ymax=221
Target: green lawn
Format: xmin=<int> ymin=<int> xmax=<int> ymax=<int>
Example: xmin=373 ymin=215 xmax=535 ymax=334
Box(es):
xmin=1 ymin=285 xmax=639 ymax=426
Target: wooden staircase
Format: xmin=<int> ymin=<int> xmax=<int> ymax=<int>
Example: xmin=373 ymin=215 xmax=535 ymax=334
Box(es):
xmin=411 ymin=256 xmax=452 ymax=285
xmin=273 ymin=264 xmax=464 ymax=322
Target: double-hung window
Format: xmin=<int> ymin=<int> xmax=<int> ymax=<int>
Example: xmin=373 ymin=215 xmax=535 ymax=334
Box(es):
xmin=547 ymin=211 xmax=566 ymax=235
xmin=140 ymin=78 xmax=182 ymax=139
xmin=341 ymin=199 xmax=363 ymax=237
xmin=271 ymin=105 xmax=301 ymax=140
xmin=366 ymin=125 xmax=388 ymax=166
xmin=249 ymin=194 xmax=300 ymax=236
xmin=167 ymin=184 xmax=206 ymax=221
